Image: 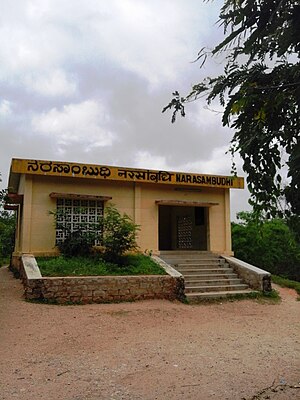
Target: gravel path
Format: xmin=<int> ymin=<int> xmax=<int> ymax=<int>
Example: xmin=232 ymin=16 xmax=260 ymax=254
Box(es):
xmin=0 ymin=265 xmax=299 ymax=400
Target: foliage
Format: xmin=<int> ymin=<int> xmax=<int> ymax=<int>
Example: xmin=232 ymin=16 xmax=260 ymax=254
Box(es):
xmin=51 ymin=204 xmax=139 ymax=262
xmin=50 ymin=207 xmax=99 ymax=257
xmin=163 ymin=0 xmax=300 ymax=216
xmin=0 ymin=176 xmax=16 ymax=264
xmin=232 ymin=211 xmax=300 ymax=281
xmin=98 ymin=205 xmax=140 ymax=264
xmin=37 ymin=254 xmax=165 ymax=277
xmin=287 ymin=214 xmax=300 ymax=244
xmin=57 ymin=231 xmax=93 ymax=257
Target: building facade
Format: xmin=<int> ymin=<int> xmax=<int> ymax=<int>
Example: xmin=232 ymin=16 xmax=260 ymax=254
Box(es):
xmin=7 ymin=158 xmax=244 ymax=265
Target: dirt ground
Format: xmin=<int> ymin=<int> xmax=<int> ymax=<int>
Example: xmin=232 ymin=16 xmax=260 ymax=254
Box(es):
xmin=0 ymin=266 xmax=299 ymax=400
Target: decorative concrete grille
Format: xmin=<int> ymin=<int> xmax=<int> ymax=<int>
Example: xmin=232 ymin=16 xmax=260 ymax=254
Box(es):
xmin=55 ymin=198 xmax=103 ymax=245
xmin=177 ymin=216 xmax=193 ymax=249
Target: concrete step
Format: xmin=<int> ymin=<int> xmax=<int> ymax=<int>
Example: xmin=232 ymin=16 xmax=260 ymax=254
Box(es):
xmin=184 ymin=273 xmax=238 ymax=280
xmin=172 ymin=260 xmax=226 ymax=266
xmin=163 ymin=256 xmax=224 ymax=261
xmin=176 ymin=262 xmax=225 ymax=269
xmin=160 ymin=251 xmax=215 ymax=255
xmin=161 ymin=256 xmax=222 ymax=262
xmin=185 ymin=284 xmax=249 ymax=293
xmin=186 ymin=289 xmax=256 ymax=301
xmin=164 ymin=259 xmax=226 ymax=267
xmin=175 ymin=267 xmax=235 ymax=275
xmin=160 ymin=253 xmax=220 ymax=262
xmin=158 ymin=254 xmax=251 ymax=299
xmin=185 ymin=278 xmax=243 ymax=286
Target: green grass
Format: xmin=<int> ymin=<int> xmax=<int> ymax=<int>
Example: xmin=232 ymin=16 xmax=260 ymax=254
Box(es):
xmin=37 ymin=254 xmax=166 ymax=277
xmin=255 ymin=289 xmax=281 ymax=304
xmin=272 ymin=275 xmax=300 ymax=299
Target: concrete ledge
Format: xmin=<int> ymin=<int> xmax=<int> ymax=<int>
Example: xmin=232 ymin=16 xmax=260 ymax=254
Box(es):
xmin=152 ymin=255 xmax=183 ymax=278
xmin=19 ymin=255 xmax=185 ymax=304
xmin=152 ymin=256 xmax=185 ymax=301
xmin=22 ymin=254 xmax=42 ymax=279
xmin=222 ymin=256 xmax=272 ymax=292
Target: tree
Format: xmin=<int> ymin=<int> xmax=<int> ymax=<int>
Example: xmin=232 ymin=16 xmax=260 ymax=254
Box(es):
xmin=163 ymin=0 xmax=300 ymax=216
xmin=232 ymin=211 xmax=300 ymax=280
xmin=0 ymin=175 xmax=16 ymax=264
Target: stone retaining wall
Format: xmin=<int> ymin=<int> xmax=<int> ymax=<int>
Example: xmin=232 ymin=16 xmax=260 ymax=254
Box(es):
xmin=20 ymin=255 xmax=185 ymax=304
xmin=222 ymin=256 xmax=272 ymax=292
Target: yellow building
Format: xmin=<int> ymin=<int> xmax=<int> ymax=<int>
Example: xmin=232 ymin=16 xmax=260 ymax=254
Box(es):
xmin=7 ymin=158 xmax=244 ymax=266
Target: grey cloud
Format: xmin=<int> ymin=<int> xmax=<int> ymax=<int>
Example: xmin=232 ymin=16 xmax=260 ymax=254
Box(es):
xmin=0 ymin=0 xmax=249 ymax=217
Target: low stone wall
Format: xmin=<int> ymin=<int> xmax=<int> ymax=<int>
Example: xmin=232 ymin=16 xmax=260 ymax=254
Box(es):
xmin=222 ymin=256 xmax=272 ymax=292
xmin=20 ymin=255 xmax=185 ymax=304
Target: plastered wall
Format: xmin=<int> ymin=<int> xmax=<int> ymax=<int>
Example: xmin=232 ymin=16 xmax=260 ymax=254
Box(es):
xmin=16 ymin=174 xmax=233 ymax=256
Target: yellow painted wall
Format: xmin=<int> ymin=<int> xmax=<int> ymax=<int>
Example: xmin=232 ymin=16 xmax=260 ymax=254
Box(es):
xmin=136 ymin=183 xmax=231 ymax=254
xmin=15 ymin=173 xmax=233 ymax=256
xmin=27 ymin=175 xmax=136 ymax=255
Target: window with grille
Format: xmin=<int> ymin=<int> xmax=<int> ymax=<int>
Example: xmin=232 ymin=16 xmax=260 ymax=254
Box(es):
xmin=55 ymin=198 xmax=103 ymax=245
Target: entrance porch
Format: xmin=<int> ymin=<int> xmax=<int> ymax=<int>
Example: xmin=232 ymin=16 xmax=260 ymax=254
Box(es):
xmin=158 ymin=205 xmax=209 ymax=251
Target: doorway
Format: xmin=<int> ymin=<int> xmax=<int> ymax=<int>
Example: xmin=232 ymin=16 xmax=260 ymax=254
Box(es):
xmin=158 ymin=205 xmax=208 ymax=251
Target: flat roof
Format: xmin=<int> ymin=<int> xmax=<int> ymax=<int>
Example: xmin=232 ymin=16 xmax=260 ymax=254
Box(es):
xmin=8 ymin=158 xmax=244 ymax=192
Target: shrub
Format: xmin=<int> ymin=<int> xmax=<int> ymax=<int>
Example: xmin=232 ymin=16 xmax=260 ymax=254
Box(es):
xmin=57 ymin=230 xmax=93 ymax=257
xmin=0 ymin=188 xmax=16 ymax=264
xmin=50 ymin=207 xmax=99 ymax=258
xmin=99 ymin=205 xmax=139 ymax=264
xmin=51 ymin=204 xmax=139 ymax=263
xmin=232 ymin=212 xmax=300 ymax=281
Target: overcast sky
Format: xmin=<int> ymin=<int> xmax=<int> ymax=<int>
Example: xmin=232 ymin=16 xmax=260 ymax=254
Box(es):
xmin=0 ymin=0 xmax=251 ymax=219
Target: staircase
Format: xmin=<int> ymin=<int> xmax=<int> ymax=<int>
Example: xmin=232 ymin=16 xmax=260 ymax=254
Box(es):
xmin=159 ymin=251 xmax=254 ymax=301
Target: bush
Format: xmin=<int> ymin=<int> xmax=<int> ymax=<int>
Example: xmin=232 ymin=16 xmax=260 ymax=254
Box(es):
xmin=232 ymin=212 xmax=300 ymax=281
xmin=50 ymin=207 xmax=99 ymax=258
xmin=57 ymin=230 xmax=93 ymax=257
xmin=0 ymin=188 xmax=16 ymax=264
xmin=99 ymin=205 xmax=139 ymax=264
xmin=51 ymin=204 xmax=139 ymax=263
